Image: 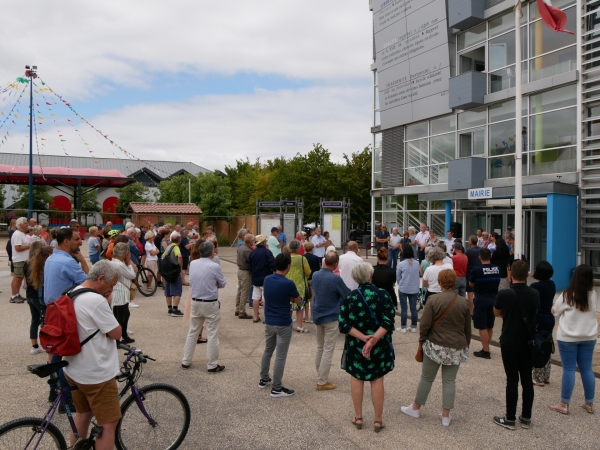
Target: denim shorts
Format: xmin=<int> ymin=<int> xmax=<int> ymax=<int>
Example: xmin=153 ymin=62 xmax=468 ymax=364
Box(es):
xmin=165 ymin=275 xmax=183 ymax=297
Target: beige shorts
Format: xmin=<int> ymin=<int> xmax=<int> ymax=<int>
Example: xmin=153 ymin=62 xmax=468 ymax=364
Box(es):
xmin=13 ymin=261 xmax=25 ymax=277
xmin=65 ymin=375 xmax=122 ymax=425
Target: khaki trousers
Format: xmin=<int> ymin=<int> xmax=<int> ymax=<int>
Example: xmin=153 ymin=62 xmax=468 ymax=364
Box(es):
xmin=182 ymin=301 xmax=221 ymax=369
xmin=236 ymin=270 xmax=252 ymax=314
xmin=315 ymin=320 xmax=340 ymax=385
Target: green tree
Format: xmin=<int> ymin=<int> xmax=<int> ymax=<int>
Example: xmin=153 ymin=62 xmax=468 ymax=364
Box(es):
xmin=115 ymin=182 xmax=150 ymax=213
xmin=0 ymin=185 xmax=5 ymax=209
xmin=79 ymin=188 xmax=101 ymax=213
xmin=156 ymin=174 xmax=199 ymax=204
xmin=197 ymin=171 xmax=234 ymax=218
xmin=13 ymin=185 xmax=53 ymax=210
xmin=341 ymin=146 xmax=372 ymax=225
xmin=225 ymin=159 xmax=262 ymax=214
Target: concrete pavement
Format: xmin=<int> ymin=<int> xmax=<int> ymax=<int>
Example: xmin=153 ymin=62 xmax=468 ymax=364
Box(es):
xmin=0 ymin=253 xmax=599 ymax=449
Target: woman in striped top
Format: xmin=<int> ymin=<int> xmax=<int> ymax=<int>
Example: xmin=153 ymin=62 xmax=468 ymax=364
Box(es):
xmin=111 ymin=242 xmax=137 ymax=345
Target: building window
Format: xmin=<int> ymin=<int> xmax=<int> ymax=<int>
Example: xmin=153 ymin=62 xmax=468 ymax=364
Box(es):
xmin=373 ymin=133 xmax=382 ymax=189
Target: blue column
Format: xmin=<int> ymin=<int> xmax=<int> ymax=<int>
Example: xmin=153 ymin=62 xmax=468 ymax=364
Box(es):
xmin=547 ymin=194 xmax=577 ymax=291
xmin=445 ymin=200 xmax=452 ymax=234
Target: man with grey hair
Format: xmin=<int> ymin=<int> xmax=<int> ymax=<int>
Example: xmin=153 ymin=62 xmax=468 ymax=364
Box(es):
xmin=236 ymin=228 xmax=248 ymax=247
xmin=10 ymin=217 xmax=31 ymax=303
xmin=338 ymin=241 xmax=363 ymax=290
xmin=63 ymin=259 xmax=122 ymax=450
xmin=311 ymin=228 xmax=327 ymax=259
xmin=235 ymin=233 xmax=254 ymax=319
xmin=182 ymin=241 xmax=227 ymax=372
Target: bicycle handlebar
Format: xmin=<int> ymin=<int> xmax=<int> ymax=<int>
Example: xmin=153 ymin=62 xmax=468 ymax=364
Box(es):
xmin=117 ymin=343 xmax=155 ymax=363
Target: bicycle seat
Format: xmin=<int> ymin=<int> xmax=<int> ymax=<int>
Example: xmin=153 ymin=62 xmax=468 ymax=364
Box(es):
xmin=28 ymin=360 xmax=69 ymax=378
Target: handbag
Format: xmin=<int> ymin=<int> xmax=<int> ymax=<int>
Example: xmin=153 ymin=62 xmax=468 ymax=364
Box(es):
xmin=301 ymin=256 xmax=312 ymax=299
xmin=118 ymin=281 xmax=137 ymax=301
xmin=415 ymin=293 xmax=458 ymax=363
xmin=357 ymin=289 xmax=395 ymax=363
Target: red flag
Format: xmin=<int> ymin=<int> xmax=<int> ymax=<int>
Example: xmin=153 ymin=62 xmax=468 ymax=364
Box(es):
xmin=537 ymin=0 xmax=574 ymax=35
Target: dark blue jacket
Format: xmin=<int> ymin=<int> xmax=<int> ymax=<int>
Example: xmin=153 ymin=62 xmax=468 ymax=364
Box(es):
xmin=248 ymin=245 xmax=275 ymax=287
xmin=311 ymin=268 xmax=350 ymax=325
xmin=128 ymin=237 xmax=140 ymax=260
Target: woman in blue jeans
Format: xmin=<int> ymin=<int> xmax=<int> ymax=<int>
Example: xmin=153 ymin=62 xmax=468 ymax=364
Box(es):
xmin=549 ymin=264 xmax=598 ymax=415
xmin=396 ymin=244 xmax=421 ymax=333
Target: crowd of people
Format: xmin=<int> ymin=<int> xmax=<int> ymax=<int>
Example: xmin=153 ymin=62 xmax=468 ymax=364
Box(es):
xmin=5 ymin=216 xmax=599 ymax=439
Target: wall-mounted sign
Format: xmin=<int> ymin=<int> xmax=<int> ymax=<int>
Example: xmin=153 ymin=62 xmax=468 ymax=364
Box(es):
xmin=468 ymin=188 xmax=493 ymax=200
xmin=283 ymin=201 xmax=296 ymax=207
xmin=259 ymin=202 xmax=280 ymax=207
xmin=283 ymin=214 xmax=295 ymax=220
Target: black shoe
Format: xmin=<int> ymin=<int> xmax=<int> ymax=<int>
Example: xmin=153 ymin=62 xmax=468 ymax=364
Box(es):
xmin=181 ymin=364 xmax=190 ymax=370
xmin=48 ymin=390 xmax=58 ymax=403
xmin=168 ymin=307 xmax=173 ymax=315
xmin=235 ymin=311 xmax=239 ymax=316
xmin=58 ymin=403 xmax=77 ymax=414
xmin=271 ymin=386 xmax=295 ymax=398
xmin=474 ymin=350 xmax=491 ymax=359
xmin=258 ymin=378 xmax=272 ymax=389
xmin=493 ymin=415 xmax=516 ymax=430
xmin=518 ymin=416 xmax=531 ymax=429
xmin=122 ymin=337 xmax=135 ymax=344
xmin=207 ymin=364 xmax=225 ymax=374
xmin=170 ymin=309 xmax=184 ymax=317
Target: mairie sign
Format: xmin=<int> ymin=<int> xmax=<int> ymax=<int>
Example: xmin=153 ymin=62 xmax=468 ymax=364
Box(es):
xmin=468 ymin=188 xmax=493 ymax=200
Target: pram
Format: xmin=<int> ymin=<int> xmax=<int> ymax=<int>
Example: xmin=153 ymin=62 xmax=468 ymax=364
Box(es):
xmin=416 ymin=286 xmax=427 ymax=311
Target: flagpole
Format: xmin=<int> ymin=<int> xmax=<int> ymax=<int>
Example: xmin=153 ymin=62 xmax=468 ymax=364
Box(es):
xmin=514 ymin=1 xmax=523 ymax=260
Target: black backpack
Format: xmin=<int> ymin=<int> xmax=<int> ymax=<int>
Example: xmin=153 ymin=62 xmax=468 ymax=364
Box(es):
xmin=529 ymin=328 xmax=555 ymax=369
xmin=159 ymin=245 xmax=180 ymax=283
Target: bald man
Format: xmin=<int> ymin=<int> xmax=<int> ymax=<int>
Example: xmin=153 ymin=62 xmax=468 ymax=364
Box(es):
xmin=338 ymin=241 xmax=363 ymax=290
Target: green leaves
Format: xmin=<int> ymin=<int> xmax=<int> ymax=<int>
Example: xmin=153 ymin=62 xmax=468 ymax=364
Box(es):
xmin=114 ymin=182 xmax=150 ymax=213
xmin=13 ymin=185 xmax=52 ymax=210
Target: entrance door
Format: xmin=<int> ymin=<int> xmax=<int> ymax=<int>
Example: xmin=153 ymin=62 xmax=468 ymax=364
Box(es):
xmin=532 ymin=212 xmax=547 ymax=268
xmin=489 ymin=214 xmax=504 ymax=236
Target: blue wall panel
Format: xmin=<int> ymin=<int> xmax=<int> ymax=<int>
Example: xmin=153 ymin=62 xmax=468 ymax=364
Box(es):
xmin=546 ymin=194 xmax=577 ymax=291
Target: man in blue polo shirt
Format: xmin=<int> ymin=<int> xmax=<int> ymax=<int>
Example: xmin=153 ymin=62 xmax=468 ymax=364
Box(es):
xmin=43 ymin=227 xmax=89 ymax=412
xmin=468 ymin=248 xmax=500 ymax=360
xmin=259 ymin=253 xmax=301 ymax=398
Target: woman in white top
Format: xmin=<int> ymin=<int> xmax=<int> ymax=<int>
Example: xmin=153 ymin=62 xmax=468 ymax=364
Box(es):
xmin=111 ymin=243 xmax=137 ymax=344
xmin=549 ymin=264 xmax=598 ymax=415
xmin=422 ymin=247 xmax=453 ymax=303
xmin=143 ymin=231 xmax=159 ymax=291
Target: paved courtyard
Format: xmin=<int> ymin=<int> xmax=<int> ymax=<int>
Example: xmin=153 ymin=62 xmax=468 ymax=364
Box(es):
xmin=0 ymin=251 xmax=599 ymax=449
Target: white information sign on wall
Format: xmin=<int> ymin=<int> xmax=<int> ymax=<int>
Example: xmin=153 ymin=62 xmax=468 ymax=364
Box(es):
xmin=373 ymin=0 xmax=452 ymax=129
xmin=468 ymin=188 xmax=493 ymax=200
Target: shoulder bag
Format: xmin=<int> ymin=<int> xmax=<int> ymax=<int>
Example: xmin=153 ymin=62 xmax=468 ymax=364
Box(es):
xmin=357 ymin=289 xmax=395 ymax=363
xmin=415 ymin=294 xmax=457 ymax=362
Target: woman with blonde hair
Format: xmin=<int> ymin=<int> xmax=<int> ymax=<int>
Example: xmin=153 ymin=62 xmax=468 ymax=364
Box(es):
xmin=25 ymin=242 xmax=53 ymax=354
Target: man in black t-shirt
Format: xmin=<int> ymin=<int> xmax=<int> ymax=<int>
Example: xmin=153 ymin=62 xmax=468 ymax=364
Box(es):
xmin=492 ymin=260 xmax=539 ymax=430
xmin=375 ymin=224 xmax=390 ymax=251
xmin=468 ymin=248 xmax=499 ymax=359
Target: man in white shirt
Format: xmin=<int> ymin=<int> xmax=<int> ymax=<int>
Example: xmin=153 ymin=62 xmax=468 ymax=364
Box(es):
xmin=388 ymin=227 xmax=403 ymax=270
xmin=444 ymin=230 xmax=456 ymax=255
xmin=10 ymin=217 xmax=31 ymax=303
xmin=63 ymin=260 xmax=121 ymax=450
xmin=267 ymin=227 xmax=282 ymax=257
xmin=187 ymin=221 xmax=198 ymax=245
xmin=415 ymin=223 xmax=430 ymax=262
xmin=182 ymin=241 xmax=227 ymax=372
xmin=311 ymin=228 xmax=327 ymax=258
xmin=338 ymin=241 xmax=363 ymax=290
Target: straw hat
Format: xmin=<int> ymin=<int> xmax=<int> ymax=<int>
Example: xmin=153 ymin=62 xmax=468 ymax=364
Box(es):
xmin=254 ymin=235 xmax=267 ymax=245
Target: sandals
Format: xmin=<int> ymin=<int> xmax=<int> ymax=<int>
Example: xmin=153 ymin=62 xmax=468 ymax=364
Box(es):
xmin=581 ymin=403 xmax=594 ymax=414
xmin=351 ymin=417 xmax=363 ymax=430
xmin=533 ymin=380 xmax=545 ymax=387
xmin=295 ymin=327 xmax=309 ymax=333
xmin=374 ymin=420 xmax=386 ymax=433
xmin=548 ymin=402 xmax=569 ymax=415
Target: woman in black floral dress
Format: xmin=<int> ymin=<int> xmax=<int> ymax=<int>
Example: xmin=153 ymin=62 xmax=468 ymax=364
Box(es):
xmin=339 ymin=262 xmax=395 ymax=432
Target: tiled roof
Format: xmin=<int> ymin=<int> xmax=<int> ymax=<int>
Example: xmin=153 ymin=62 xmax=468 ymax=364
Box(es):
xmin=0 ymin=153 xmax=209 ymax=179
xmin=128 ymin=203 xmax=202 ymax=214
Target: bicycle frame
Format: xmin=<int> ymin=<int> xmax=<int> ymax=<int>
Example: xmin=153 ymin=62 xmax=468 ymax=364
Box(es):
xmin=117 ymin=349 xmax=158 ymax=427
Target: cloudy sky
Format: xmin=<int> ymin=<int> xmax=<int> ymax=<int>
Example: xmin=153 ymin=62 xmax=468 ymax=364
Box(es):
xmin=0 ymin=1 xmax=373 ymax=171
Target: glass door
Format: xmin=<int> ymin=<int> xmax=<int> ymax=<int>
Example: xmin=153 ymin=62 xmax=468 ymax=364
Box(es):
xmin=489 ymin=214 xmax=504 ymax=236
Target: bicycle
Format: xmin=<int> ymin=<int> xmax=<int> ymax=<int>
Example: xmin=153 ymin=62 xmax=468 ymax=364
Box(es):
xmin=135 ymin=264 xmax=158 ymax=297
xmin=0 ymin=344 xmax=191 ymax=449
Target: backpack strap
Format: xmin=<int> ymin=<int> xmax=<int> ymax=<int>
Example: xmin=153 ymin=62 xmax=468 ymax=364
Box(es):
xmin=62 ymin=287 xmax=102 ymax=347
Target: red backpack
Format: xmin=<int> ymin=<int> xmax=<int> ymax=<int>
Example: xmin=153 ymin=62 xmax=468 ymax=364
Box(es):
xmin=39 ymin=288 xmax=100 ymax=357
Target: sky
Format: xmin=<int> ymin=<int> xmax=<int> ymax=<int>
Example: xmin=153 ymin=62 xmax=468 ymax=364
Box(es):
xmin=0 ymin=1 xmax=374 ymax=172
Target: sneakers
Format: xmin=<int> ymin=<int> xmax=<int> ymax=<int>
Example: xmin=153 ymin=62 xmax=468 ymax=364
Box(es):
xmin=170 ymin=308 xmax=184 ymax=317
xmin=258 ymin=378 xmax=272 ymax=389
xmin=239 ymin=313 xmax=253 ymax=319
xmin=518 ymin=416 xmax=531 ymax=429
xmin=409 ymin=327 xmax=417 ymax=333
xmin=207 ymin=364 xmax=225 ymax=374
xmin=493 ymin=415 xmax=516 ymax=430
xmin=58 ymin=403 xmax=77 ymax=414
xmin=316 ymin=382 xmax=337 ymax=391
xmin=30 ymin=346 xmax=45 ymax=355
xmin=474 ymin=350 xmax=491 ymax=359
xmin=48 ymin=390 xmax=58 ymax=403
xmin=401 ymin=404 xmax=421 ymax=418
xmin=396 ymin=327 xmax=407 ymax=333
xmin=9 ymin=295 xmax=24 ymax=304
xmin=129 ymin=302 xmax=140 ymax=308
xmin=181 ymin=364 xmax=190 ymax=370
xmin=271 ymin=387 xmax=295 ymax=398
xmin=122 ymin=337 xmax=135 ymax=344
xmin=442 ymin=416 xmax=451 ymax=427
xmin=168 ymin=307 xmax=173 ymax=315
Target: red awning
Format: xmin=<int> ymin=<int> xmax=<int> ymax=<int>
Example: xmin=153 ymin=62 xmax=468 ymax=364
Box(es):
xmin=0 ymin=165 xmax=134 ymax=187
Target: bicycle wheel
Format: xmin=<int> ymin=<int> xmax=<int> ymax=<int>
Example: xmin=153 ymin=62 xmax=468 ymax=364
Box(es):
xmin=0 ymin=417 xmax=67 ymax=449
xmin=115 ymin=383 xmax=190 ymax=450
xmin=136 ymin=267 xmax=157 ymax=297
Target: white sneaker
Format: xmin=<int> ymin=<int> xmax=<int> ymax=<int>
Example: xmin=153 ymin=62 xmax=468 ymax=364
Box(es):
xmin=396 ymin=327 xmax=407 ymax=333
xmin=127 ymin=329 xmax=133 ymax=335
xmin=401 ymin=404 xmax=421 ymax=418
xmin=409 ymin=327 xmax=417 ymax=333
xmin=442 ymin=416 xmax=451 ymax=427
xmin=30 ymin=346 xmax=45 ymax=355
xmin=129 ymin=302 xmax=140 ymax=308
